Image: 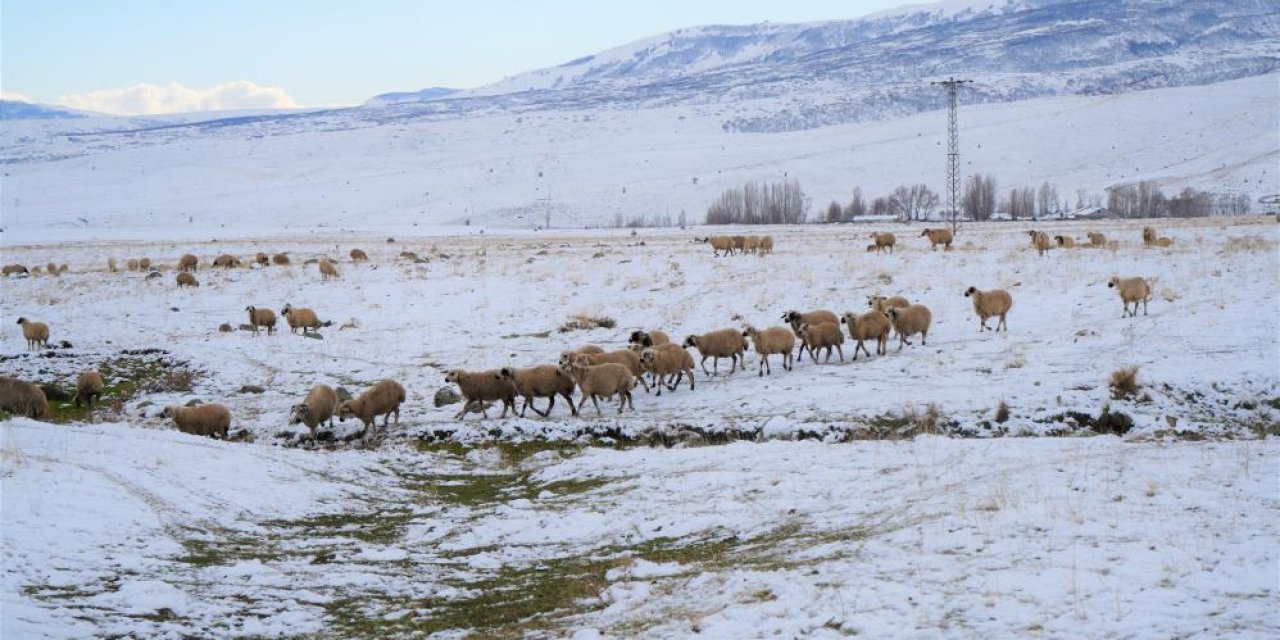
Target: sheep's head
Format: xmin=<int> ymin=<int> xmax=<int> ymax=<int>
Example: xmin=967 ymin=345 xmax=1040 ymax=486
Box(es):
xmin=796 ymin=323 xmax=812 ymax=339
xmin=682 ymin=335 xmax=698 ymax=348
xmin=640 ymin=349 xmax=656 ymax=365
xmin=288 ymin=403 xmax=309 ymax=424
xmin=496 ymin=368 xmax=515 ymax=381
xmin=281 ymin=304 xmax=292 ymax=316
xmin=628 ymin=330 xmax=645 ymax=343
xmin=444 ymin=370 xmax=461 ymax=384
xmin=337 ymin=401 xmax=354 ymax=422
xmin=16 ymin=317 xmax=26 ymax=325
xmin=159 ymin=405 xmax=177 ymax=419
xmin=964 ymin=286 xmax=977 ymax=297
xmin=1107 ymin=277 xmax=1119 ymax=288
xmin=887 ymin=308 xmax=901 ymax=320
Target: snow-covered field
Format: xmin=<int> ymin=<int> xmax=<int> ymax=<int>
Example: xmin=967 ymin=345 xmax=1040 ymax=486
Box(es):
xmin=2 ymin=216 xmax=1278 ymax=637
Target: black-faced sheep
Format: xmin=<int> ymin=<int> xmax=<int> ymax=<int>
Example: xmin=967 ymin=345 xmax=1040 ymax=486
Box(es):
xmin=160 ymin=403 xmax=231 ymax=438
xmin=560 ymin=355 xmax=634 ymax=417
xmin=1028 ymin=230 xmax=1053 ymax=256
xmin=742 ymin=325 xmax=795 ymax=376
xmin=245 ymin=306 xmax=276 ymax=336
xmin=290 ymin=384 xmax=341 ymax=440
xmin=1054 ymin=235 xmax=1076 ymax=248
xmin=920 ymin=227 xmax=954 ymax=250
xmin=701 ymin=235 xmax=735 ymax=257
xmin=74 ymin=371 xmax=104 ymax=408
xmin=16 ymin=317 xmax=49 ymax=350
xmin=339 ymin=379 xmax=406 ymax=430
xmin=1108 ymin=276 xmax=1152 ymax=318
xmin=558 ymin=349 xmax=650 ymax=393
xmin=497 ymin=365 xmax=577 ymax=417
xmin=797 ymin=322 xmax=845 ymax=363
xmin=628 ymin=330 xmax=671 ymax=348
xmin=682 ymin=328 xmax=747 ymax=376
xmin=3 ymin=264 xmax=29 ymax=276
xmin=639 ymin=344 xmax=695 ymax=394
xmin=840 ymin=310 xmax=891 ymax=359
xmin=444 ymin=370 xmax=515 ymax=420
xmin=964 ymin=286 xmax=1013 ymax=332
xmin=867 ymin=295 xmax=910 ymax=313
xmin=886 ymin=304 xmax=933 ymax=350
xmin=0 ymin=376 xmax=48 ymax=419
xmin=782 ymin=309 xmax=839 ymax=358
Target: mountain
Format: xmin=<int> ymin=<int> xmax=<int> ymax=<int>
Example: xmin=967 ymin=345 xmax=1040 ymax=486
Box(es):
xmin=363 ymin=87 xmax=458 ymax=107
xmin=379 ymin=0 xmax=1280 ymax=131
xmin=0 ymin=100 xmax=88 ymax=120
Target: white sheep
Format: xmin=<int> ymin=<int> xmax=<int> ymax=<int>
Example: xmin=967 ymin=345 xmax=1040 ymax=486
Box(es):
xmin=560 ymin=355 xmax=634 ymax=417
xmin=797 ymin=321 xmax=845 ymax=363
xmin=444 ymin=370 xmax=516 ymax=420
xmin=840 ymin=310 xmax=891 ymax=359
xmin=16 ymin=317 xmax=49 ymax=350
xmin=682 ymin=328 xmax=747 ymax=376
xmin=1108 ymin=276 xmax=1152 ymax=318
xmin=886 ymin=304 xmax=933 ymax=350
xmin=639 ymin=344 xmax=695 ymax=394
xmin=498 ymin=365 xmax=577 ymax=417
xmin=964 ymin=286 xmax=1013 ymax=332
xmin=742 ymin=325 xmax=795 ymax=376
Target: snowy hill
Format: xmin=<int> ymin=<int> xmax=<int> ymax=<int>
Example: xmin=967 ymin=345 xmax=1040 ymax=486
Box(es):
xmin=0 ymin=100 xmax=88 ymax=120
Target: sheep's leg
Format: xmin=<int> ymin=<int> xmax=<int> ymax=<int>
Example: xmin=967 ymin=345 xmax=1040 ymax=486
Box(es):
xmin=759 ymin=353 xmax=769 ymax=376
xmin=853 ymin=341 xmax=866 ymax=360
xmin=921 ymin=331 xmax=928 ymax=346
xmin=634 ymin=374 xmax=651 ymax=394
xmin=836 ymin=345 xmax=845 ymax=362
xmin=700 ymin=355 xmax=712 ymax=376
xmin=562 ymin=391 xmax=579 ymax=417
xmin=576 ymin=395 xmax=590 ymax=415
xmin=591 ymin=395 xmax=604 ymax=418
xmin=686 ymin=368 xmax=695 ymax=390
xmin=997 ymin=315 xmax=1007 ymax=332
xmin=1142 ymin=298 xmax=1148 ymax=316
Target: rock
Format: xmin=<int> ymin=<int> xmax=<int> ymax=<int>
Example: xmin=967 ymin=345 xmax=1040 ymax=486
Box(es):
xmin=39 ymin=384 xmax=73 ymax=401
xmin=301 ymin=331 xmax=324 ymax=340
xmin=434 ymin=387 xmax=462 ymax=407
xmin=336 ymin=387 xmax=353 ymax=402
xmin=58 ymin=340 xmax=73 ymax=349
xmin=239 ymin=385 xmax=266 ymax=394
xmin=184 ymin=399 xmax=203 ymax=407
xmin=146 ymin=271 xmax=163 ymax=280
xmin=239 ymin=324 xmax=256 ymax=332
xmin=218 ymin=323 xmax=233 ymax=333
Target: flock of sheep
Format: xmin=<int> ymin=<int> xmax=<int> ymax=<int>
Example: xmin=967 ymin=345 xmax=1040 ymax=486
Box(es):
xmin=1 ymin=225 xmax=1163 ymax=443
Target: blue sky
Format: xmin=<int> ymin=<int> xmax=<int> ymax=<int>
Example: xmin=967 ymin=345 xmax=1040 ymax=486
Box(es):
xmin=1 ymin=0 xmax=905 ymax=113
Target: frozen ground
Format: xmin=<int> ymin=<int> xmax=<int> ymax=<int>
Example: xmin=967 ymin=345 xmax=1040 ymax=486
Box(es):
xmin=2 ymin=217 xmax=1278 ymax=637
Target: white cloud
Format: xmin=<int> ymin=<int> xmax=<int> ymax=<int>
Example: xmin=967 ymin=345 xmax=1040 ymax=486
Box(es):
xmin=1 ymin=90 xmax=34 ymax=103
xmin=54 ymin=81 xmax=301 ymax=115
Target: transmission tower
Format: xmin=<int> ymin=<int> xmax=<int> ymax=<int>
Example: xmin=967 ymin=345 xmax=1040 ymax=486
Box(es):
xmin=931 ymin=77 xmax=971 ymax=232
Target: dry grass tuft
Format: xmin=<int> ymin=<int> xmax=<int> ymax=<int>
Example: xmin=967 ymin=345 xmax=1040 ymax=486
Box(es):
xmin=1109 ymin=366 xmax=1140 ymax=400
xmin=558 ymin=313 xmax=617 ymax=333
xmin=1225 ymin=235 xmax=1273 ymax=252
xmin=994 ymin=399 xmax=1010 ymax=424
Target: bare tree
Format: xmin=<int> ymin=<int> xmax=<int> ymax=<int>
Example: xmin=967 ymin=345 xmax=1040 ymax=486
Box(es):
xmin=889 ymin=184 xmax=939 ymax=222
xmin=870 ymin=196 xmax=890 ymax=218
xmin=963 ymin=174 xmax=996 ymax=221
xmin=706 ymin=180 xmax=808 ymax=225
xmin=843 ymin=187 xmax=866 ymax=221
xmin=826 ymin=200 xmax=842 ymax=223
xmin=1036 ymin=181 xmax=1058 ymax=218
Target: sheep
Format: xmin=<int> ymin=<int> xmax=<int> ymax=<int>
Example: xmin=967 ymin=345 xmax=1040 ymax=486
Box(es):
xmin=759 ymin=236 xmax=774 ymax=255
xmin=840 ymin=310 xmax=891 ymax=359
xmin=58 ymin=264 xmax=69 ymax=275
xmin=138 ymin=258 xmax=151 ymax=271
xmin=399 ymin=251 xmax=420 ymax=261
xmin=108 ymin=257 xmax=118 ymax=272
xmin=558 ymin=349 xmax=650 ymax=392
xmin=30 ymin=266 xmax=42 ymax=275
xmin=444 ymin=370 xmax=515 ymax=420
xmin=0 ymin=376 xmax=48 ymax=419
xmin=339 ymin=379 xmax=406 ymax=431
xmin=213 ymin=254 xmax=240 ymax=268
xmin=45 ymin=262 xmax=58 ymax=276
xmin=702 ymin=235 xmax=735 ymax=257
xmin=350 ymin=248 xmax=368 ymax=262
xmin=3 ymin=264 xmax=28 ymax=276
xmin=1142 ymin=226 xmax=1157 ymax=247
xmin=281 ymin=303 xmax=322 ymax=334
xmin=1108 ymin=276 xmax=1152 ymax=318
xmin=16 ymin=317 xmax=49 ymax=350
xmin=74 ymin=371 xmax=105 ymax=409
xmin=964 ymin=286 xmax=1013 ymax=332
xmin=318 ymin=259 xmax=340 ymax=279
xmin=886 ymin=304 xmax=933 ymax=350
xmin=639 ymin=344 xmax=695 ymax=394
xmin=560 ymin=344 xmax=605 ymax=360
xmin=866 ymin=244 xmax=878 ymax=253
xmin=178 ymin=253 xmax=199 ymax=272
xmin=920 ymin=227 xmax=954 ymax=250
xmin=560 ymin=355 xmax=634 ymax=417
xmin=497 ymin=365 xmax=577 ymax=417
xmin=731 ymin=235 xmax=747 ymax=254
xmin=870 ymin=232 xmax=896 ymax=254
xmin=682 ymin=328 xmax=747 ymax=376
xmin=245 ymin=305 xmax=277 ymax=336
xmin=176 ymin=272 xmax=199 ymax=288
xmin=743 ymin=235 xmax=761 ymax=254
xmin=125 ymin=258 xmax=140 ymax=271
xmin=628 ymin=330 xmax=671 ymax=348
xmin=1154 ymin=237 xmax=1174 ymax=248
xmin=782 ymin=309 xmax=839 ymax=358
xmin=867 ymin=295 xmax=910 ymax=313
xmin=1086 ymin=231 xmax=1106 ymax=247
xmin=1054 ymin=235 xmax=1076 ymax=248
xmin=796 ymin=321 xmax=845 ymax=363
xmin=742 ymin=325 xmax=795 ymax=376
xmin=290 ymin=384 xmax=341 ymax=441
xmin=160 ymin=403 xmax=231 ymax=438
xmin=255 ymin=252 xmax=270 ymax=267
xmin=272 ymin=253 xmax=291 ymax=266
xmin=1028 ymin=230 xmax=1053 ymax=256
